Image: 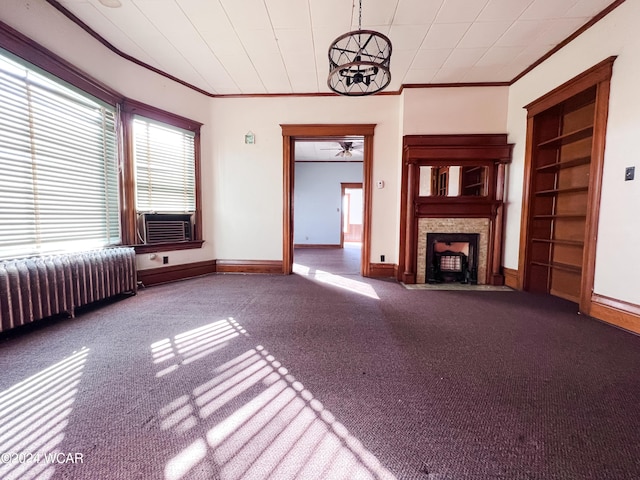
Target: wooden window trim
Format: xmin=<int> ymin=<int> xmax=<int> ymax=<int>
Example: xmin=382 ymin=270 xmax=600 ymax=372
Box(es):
xmin=121 ymin=100 xmax=204 ymax=247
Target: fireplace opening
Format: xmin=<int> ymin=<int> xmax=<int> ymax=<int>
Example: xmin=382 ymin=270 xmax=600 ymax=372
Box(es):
xmin=426 ymin=233 xmax=479 ymax=284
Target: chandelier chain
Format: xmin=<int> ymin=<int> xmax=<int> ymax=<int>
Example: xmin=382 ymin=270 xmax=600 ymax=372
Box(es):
xmin=358 ymin=0 xmax=362 ymax=30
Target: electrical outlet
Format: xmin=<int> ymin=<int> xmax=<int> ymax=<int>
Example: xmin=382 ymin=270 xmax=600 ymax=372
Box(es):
xmin=625 ymin=166 xmax=635 ymax=181
xmin=163 ymin=256 xmax=169 ymax=264
xmin=380 ymin=254 xmax=385 ymax=262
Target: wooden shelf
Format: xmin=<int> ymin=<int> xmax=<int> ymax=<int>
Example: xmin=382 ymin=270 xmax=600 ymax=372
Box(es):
xmin=534 ymin=186 xmax=589 ymax=196
xmin=531 ymin=238 xmax=584 ymax=247
xmin=463 ymin=182 xmax=485 ymax=189
xmin=521 ymin=64 xmax=610 ymax=307
xmin=531 ymin=261 xmax=582 ymax=274
xmin=537 ymin=125 xmax=593 ymax=148
xmin=536 ymin=155 xmax=591 ymax=172
xmin=533 ymin=214 xmax=587 ymax=220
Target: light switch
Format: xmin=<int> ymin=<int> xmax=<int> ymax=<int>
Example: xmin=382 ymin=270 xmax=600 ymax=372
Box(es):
xmin=625 ymin=166 xmax=635 ymax=181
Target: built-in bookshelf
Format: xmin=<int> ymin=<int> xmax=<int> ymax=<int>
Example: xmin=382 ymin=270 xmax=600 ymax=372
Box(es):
xmin=518 ymin=57 xmax=615 ymax=315
xmin=525 ymin=87 xmax=596 ymax=303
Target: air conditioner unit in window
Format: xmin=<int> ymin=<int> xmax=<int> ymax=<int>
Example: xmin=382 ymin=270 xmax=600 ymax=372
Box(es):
xmin=138 ymin=213 xmax=193 ymax=244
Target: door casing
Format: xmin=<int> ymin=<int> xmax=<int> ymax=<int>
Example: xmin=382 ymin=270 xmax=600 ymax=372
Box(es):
xmin=281 ymin=124 xmax=376 ymax=276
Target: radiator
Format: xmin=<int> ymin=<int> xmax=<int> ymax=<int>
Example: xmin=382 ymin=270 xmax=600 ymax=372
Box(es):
xmin=0 ymin=247 xmax=137 ymax=333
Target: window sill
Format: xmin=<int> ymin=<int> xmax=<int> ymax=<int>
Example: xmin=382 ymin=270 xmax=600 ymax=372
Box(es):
xmin=131 ymin=240 xmax=204 ymax=255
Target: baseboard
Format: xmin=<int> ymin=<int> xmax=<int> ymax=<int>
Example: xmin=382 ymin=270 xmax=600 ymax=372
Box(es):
xmin=503 ymin=267 xmax=519 ymax=289
xmin=590 ymin=294 xmax=640 ymax=335
xmin=216 ymin=259 xmax=283 ymax=274
xmin=293 ymin=244 xmax=341 ymax=249
xmin=369 ymin=263 xmax=396 ymax=278
xmin=138 ymin=260 xmax=217 ymax=286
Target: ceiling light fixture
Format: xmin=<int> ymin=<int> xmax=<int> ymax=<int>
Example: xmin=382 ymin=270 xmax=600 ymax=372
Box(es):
xmin=98 ymin=0 xmax=122 ymax=8
xmin=327 ymin=0 xmax=392 ymax=96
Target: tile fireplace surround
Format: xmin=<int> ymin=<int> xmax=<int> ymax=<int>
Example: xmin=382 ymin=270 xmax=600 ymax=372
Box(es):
xmin=417 ymin=218 xmax=490 ymax=284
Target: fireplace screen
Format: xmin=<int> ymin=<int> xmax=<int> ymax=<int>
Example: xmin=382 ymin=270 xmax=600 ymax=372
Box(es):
xmin=426 ymin=233 xmax=479 ymax=284
xmin=439 ymin=254 xmax=462 ymax=272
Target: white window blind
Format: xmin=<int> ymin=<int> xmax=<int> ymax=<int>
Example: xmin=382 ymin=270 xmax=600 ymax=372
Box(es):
xmin=0 ymin=51 xmax=120 ymax=260
xmin=133 ymin=116 xmax=196 ymax=213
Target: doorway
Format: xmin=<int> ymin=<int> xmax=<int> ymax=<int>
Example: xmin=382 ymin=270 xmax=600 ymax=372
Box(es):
xmin=291 ymin=141 xmax=363 ymax=275
xmin=341 ymin=183 xmax=363 ymax=246
xmin=281 ymin=124 xmax=376 ymax=276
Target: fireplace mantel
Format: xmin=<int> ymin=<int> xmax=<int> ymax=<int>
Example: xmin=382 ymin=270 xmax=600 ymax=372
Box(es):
xmin=399 ymin=134 xmax=513 ymax=285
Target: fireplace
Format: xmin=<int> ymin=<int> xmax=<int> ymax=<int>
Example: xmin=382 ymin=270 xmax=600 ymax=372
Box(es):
xmin=416 ymin=218 xmax=489 ymax=284
xmin=426 ymin=233 xmax=479 ymax=284
xmin=400 ymin=135 xmax=512 ymax=285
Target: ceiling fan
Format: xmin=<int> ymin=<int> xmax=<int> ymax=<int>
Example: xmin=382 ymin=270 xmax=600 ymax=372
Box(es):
xmin=322 ymin=141 xmax=364 ymax=157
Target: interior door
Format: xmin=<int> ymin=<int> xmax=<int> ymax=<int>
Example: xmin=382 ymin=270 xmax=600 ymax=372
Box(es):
xmin=341 ymin=183 xmax=363 ymax=245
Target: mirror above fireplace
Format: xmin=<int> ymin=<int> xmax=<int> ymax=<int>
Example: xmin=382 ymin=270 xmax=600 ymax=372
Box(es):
xmin=419 ymin=165 xmax=489 ymax=197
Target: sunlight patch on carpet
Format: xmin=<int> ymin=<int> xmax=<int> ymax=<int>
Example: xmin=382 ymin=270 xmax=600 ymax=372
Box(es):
xmin=160 ymin=336 xmax=397 ymax=480
xmin=152 ymin=318 xmax=249 ymax=377
xmin=0 ymin=348 xmax=89 ymax=480
xmin=293 ymin=263 xmax=379 ymax=299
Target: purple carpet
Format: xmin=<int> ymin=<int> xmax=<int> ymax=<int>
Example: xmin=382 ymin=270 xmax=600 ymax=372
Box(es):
xmin=0 ymin=247 xmax=639 ymax=479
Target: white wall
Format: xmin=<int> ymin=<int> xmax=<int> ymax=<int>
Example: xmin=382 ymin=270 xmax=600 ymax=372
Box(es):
xmin=402 ymin=87 xmax=509 ymax=134
xmin=209 ymin=95 xmax=401 ymax=263
xmin=293 ymin=163 xmax=363 ymax=245
xmin=504 ymin=1 xmax=640 ymax=304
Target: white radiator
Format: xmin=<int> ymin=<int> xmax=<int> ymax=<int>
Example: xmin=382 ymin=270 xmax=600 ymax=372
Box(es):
xmin=0 ymin=247 xmax=137 ymax=332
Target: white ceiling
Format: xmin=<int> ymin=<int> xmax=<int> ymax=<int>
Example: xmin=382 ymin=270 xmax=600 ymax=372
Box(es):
xmin=53 ymin=0 xmax=616 ymax=96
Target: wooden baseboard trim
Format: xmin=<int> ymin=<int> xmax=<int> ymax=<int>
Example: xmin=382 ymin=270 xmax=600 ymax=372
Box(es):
xmin=369 ymin=263 xmax=396 ymax=278
xmin=138 ymin=260 xmax=216 ymax=286
xmin=216 ymin=259 xmax=283 ymax=274
xmin=503 ymin=267 xmax=519 ymax=289
xmin=590 ymin=294 xmax=640 ymax=335
xmin=293 ymin=244 xmax=341 ymax=249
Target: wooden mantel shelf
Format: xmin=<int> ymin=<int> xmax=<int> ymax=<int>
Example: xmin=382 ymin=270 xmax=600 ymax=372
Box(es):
xmin=415 ymin=198 xmax=501 ymax=218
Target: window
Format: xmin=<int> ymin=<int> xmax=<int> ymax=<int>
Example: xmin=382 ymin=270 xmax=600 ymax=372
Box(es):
xmin=0 ymin=50 xmax=120 ymax=259
xmin=0 ymin=25 xmax=204 ymax=258
xmin=122 ymin=101 xmax=202 ymax=248
xmin=133 ymin=116 xmax=196 ymax=213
